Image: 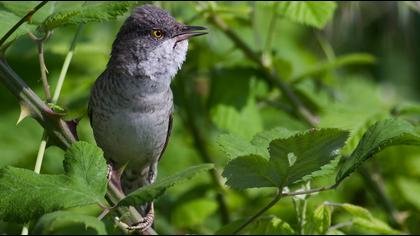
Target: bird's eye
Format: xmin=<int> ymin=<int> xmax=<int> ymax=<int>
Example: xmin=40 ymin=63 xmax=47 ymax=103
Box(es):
xmin=151 ymin=29 xmax=163 ymax=39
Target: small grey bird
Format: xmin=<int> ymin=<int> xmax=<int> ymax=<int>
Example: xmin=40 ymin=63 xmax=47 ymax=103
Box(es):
xmin=88 ymin=4 xmax=206 ymax=230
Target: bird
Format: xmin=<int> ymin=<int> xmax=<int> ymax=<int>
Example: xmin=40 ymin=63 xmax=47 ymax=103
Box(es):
xmin=88 ymin=4 xmax=207 ymax=231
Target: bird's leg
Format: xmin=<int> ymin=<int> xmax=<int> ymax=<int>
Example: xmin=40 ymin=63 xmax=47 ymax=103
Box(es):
xmin=127 ymin=163 xmax=158 ymax=232
xmin=127 ymin=203 xmax=155 ymax=232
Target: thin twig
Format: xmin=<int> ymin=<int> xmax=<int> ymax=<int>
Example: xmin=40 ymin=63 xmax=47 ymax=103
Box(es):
xmin=28 ymin=31 xmax=52 ymax=102
xmin=282 ymin=184 xmax=336 ymax=197
xmin=0 ymin=1 xmax=48 ymax=47
xmin=232 ymin=189 xmax=283 ymax=235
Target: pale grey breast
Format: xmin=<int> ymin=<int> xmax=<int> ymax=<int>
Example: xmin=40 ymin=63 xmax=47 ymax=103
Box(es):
xmin=89 ymin=69 xmax=173 ymax=170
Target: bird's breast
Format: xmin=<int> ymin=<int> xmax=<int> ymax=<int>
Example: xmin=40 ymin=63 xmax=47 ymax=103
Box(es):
xmin=91 ymin=80 xmax=173 ymax=169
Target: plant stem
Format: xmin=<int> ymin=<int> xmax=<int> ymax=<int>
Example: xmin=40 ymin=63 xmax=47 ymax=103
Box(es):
xmin=52 ymin=24 xmax=83 ymax=103
xmin=0 ymin=1 xmax=48 ymax=47
xmin=34 ymin=132 xmax=48 ymax=173
xmin=232 ymin=189 xmax=283 ymax=235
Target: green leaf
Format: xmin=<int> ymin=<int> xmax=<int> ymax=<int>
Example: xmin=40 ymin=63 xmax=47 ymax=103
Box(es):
xmin=334 ymin=203 xmax=402 ymax=235
xmin=0 ymin=10 xmax=36 ymax=45
xmin=217 ymin=127 xmax=296 ymax=160
xmin=117 ymin=164 xmax=214 ymax=207
xmin=217 ymin=133 xmax=263 ymax=159
xmin=171 ymin=199 xmax=218 ymax=228
xmin=223 ymin=154 xmax=283 ymax=189
xmin=223 ymin=129 xmax=349 ymax=189
xmin=270 ymin=128 xmax=349 ymax=185
xmin=0 ymin=2 xmax=84 ymax=25
xmin=251 ymin=127 xmax=298 ymax=158
xmin=340 ymin=203 xmax=373 ymax=220
xmin=250 ymin=216 xmax=296 ymax=235
xmin=32 ymin=211 xmax=107 ymax=235
xmin=336 ymin=119 xmax=420 ymax=183
xmin=64 ymin=141 xmax=108 ymax=196
xmin=352 ymin=217 xmax=403 ymax=235
xmin=39 ymin=1 xmax=140 ymax=31
xmin=0 ymin=141 xmax=107 ymax=223
xmin=305 ymin=204 xmax=332 ymax=234
xmin=276 ymin=1 xmax=337 ymax=29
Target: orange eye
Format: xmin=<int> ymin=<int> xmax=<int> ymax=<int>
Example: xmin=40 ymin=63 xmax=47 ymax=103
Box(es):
xmin=151 ymin=29 xmax=163 ymax=39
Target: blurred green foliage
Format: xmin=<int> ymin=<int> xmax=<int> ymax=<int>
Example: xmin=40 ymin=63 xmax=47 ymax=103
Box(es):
xmin=1 ymin=1 xmax=420 ymax=235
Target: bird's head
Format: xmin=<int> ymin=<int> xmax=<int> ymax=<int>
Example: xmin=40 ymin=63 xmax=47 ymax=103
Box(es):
xmin=109 ymin=4 xmax=207 ymax=82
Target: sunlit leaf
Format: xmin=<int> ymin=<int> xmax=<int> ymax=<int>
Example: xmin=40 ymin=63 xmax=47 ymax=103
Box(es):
xmin=223 ymin=128 xmax=349 ymax=189
xmin=276 ymin=1 xmax=337 ymax=29
xmin=336 ymin=119 xmax=420 ymax=183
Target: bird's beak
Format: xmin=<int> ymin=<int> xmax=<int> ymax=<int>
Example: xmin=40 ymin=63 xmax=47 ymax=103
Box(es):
xmin=174 ymin=26 xmax=208 ymax=42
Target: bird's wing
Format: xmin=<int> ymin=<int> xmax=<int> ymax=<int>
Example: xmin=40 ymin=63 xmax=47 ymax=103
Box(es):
xmin=158 ymin=109 xmax=173 ymax=162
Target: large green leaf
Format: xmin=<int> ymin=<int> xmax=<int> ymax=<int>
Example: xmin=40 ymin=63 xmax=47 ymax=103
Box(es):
xmin=0 ymin=141 xmax=107 ymax=223
xmin=117 ymin=164 xmax=214 ymax=207
xmin=336 ymin=119 xmax=420 ymax=183
xmin=223 ymin=154 xmax=283 ymax=189
xmin=276 ymin=1 xmax=337 ymax=29
xmin=270 ymin=128 xmax=349 ymax=185
xmin=222 ymin=128 xmax=349 ymax=189
xmin=39 ymin=1 xmax=140 ymax=31
xmin=32 ymin=211 xmax=107 ymax=235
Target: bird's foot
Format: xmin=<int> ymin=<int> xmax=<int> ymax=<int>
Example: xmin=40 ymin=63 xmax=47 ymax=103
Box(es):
xmin=127 ymin=204 xmax=155 ymax=232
